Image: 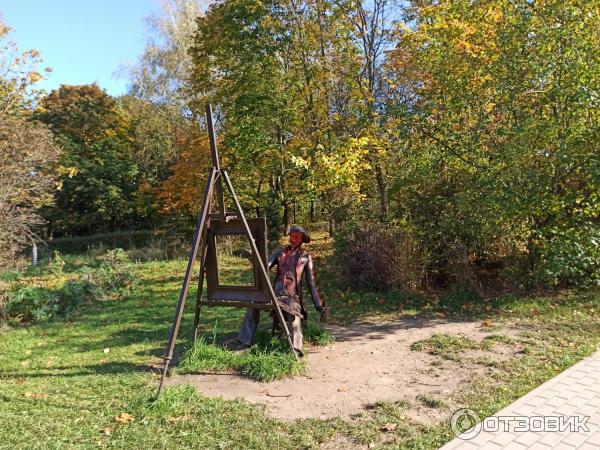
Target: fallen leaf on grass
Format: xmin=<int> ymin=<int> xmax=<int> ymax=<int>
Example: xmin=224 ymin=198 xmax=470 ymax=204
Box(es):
xmin=481 ymin=319 xmax=494 ymax=327
xmin=115 ymin=413 xmax=134 ymax=424
xmin=100 ymin=427 xmax=112 ymax=436
xmin=22 ymin=391 xmax=46 ymax=399
xmin=167 ymin=414 xmax=191 ymax=423
xmin=15 ymin=377 xmax=26 ymax=385
xmin=380 ymin=422 xmax=398 ymax=432
xmin=20 ymin=361 xmax=30 ymax=367
xmin=103 ymin=348 xmax=110 ymax=354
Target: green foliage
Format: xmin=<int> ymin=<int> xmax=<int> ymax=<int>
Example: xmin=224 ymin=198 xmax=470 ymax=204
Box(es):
xmin=438 ymin=285 xmax=482 ymax=313
xmin=47 ymin=251 xmax=66 ymax=274
xmin=388 ymin=0 xmax=600 ymax=288
xmin=536 ymin=224 xmax=600 ymax=287
xmin=0 ymin=248 xmax=135 ymax=324
xmin=241 ymin=347 xmax=304 ymax=382
xmin=2 ymin=280 xmax=97 ymax=324
xmin=416 ymin=394 xmax=446 ymax=410
xmin=47 ymin=230 xmax=167 ymax=254
xmin=94 ymin=249 xmax=135 ymax=300
xmin=49 ymin=136 xmax=140 ymax=235
xmin=3 ymin=286 xmax=54 ymax=323
xmin=33 ymin=84 xmax=189 ymax=237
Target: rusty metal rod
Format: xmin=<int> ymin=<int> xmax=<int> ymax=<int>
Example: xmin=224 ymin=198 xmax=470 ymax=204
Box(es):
xmin=205 ymin=104 xmax=226 ymax=220
xmin=193 ymin=230 xmax=209 ymax=342
xmin=157 ymin=167 xmax=217 ymax=398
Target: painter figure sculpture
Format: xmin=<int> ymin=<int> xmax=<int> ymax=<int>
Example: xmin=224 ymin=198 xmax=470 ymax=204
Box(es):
xmin=237 ymin=225 xmax=326 ymax=355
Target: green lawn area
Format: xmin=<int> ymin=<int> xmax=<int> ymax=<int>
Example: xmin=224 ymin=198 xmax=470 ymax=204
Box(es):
xmin=1 ymin=239 xmax=600 ymax=449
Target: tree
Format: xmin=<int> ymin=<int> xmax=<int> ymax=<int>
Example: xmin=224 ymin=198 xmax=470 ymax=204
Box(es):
xmin=35 ymin=84 xmax=140 ymax=236
xmin=0 ymin=19 xmax=61 ymax=264
xmin=387 ymin=0 xmax=600 ymax=284
xmin=152 ymin=132 xmax=212 ymax=217
xmin=120 ymin=96 xmax=181 ymax=187
xmin=125 ymin=0 xmax=205 ymax=116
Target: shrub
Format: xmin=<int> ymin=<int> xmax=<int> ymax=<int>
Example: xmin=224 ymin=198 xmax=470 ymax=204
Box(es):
xmin=334 ymin=221 xmax=426 ymax=292
xmin=2 ymin=280 xmax=97 ymax=324
xmin=3 ymin=286 xmax=53 ymax=323
xmin=536 ymin=225 xmax=600 ymax=287
xmin=94 ymin=248 xmax=135 ymax=299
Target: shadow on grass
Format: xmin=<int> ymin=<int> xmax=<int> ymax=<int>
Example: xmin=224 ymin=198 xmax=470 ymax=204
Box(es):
xmin=0 ymin=361 xmax=155 ymax=379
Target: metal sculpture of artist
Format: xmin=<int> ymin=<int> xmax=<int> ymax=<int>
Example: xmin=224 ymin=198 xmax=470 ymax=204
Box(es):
xmin=237 ymin=224 xmax=328 ymax=356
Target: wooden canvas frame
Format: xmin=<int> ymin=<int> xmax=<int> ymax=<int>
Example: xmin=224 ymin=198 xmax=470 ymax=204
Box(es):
xmin=203 ymin=218 xmax=271 ymax=305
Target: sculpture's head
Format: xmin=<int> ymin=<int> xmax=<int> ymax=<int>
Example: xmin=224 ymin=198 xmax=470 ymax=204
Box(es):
xmin=287 ymin=224 xmax=311 ymax=246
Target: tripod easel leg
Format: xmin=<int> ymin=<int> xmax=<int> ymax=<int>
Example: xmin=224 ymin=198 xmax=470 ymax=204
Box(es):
xmin=193 ymin=237 xmax=208 ymax=342
xmin=157 ymin=168 xmax=216 ymax=398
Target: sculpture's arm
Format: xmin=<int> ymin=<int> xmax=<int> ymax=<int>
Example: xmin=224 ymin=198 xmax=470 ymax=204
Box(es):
xmin=304 ymin=254 xmax=324 ymax=311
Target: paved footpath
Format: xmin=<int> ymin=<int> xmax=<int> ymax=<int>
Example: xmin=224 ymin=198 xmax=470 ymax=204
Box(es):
xmin=440 ymin=348 xmax=600 ymax=449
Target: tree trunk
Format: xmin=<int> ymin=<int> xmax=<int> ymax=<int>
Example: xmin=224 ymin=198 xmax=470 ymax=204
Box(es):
xmin=255 ymin=180 xmax=262 ymax=218
xmin=282 ymin=202 xmax=290 ymax=233
xmin=292 ymin=201 xmax=296 ymax=224
xmin=375 ymin=163 xmax=388 ymax=221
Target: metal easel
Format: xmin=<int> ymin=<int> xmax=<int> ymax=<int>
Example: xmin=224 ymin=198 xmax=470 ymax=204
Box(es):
xmin=156 ymin=104 xmax=298 ymax=397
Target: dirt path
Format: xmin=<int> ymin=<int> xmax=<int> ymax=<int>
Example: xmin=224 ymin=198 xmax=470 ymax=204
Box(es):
xmin=166 ymin=317 xmax=520 ymax=423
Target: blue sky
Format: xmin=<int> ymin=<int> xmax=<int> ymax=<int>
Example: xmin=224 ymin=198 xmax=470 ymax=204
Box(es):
xmin=1 ymin=0 xmax=159 ymax=96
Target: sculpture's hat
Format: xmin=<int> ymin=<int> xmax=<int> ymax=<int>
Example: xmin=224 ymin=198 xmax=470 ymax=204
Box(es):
xmin=287 ymin=224 xmax=311 ymax=243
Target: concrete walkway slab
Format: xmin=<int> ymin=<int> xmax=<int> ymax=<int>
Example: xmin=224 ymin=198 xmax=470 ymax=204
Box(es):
xmin=441 ymin=348 xmax=600 ymax=449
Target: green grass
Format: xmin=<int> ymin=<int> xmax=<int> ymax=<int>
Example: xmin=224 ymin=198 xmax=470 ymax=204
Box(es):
xmin=177 ymin=334 xmax=305 ymax=382
xmin=410 ymin=333 xmax=495 ymax=359
xmin=304 ymin=319 xmax=335 ymax=346
xmin=416 ymin=394 xmax=447 ymax=410
xmin=2 ymin=239 xmax=600 ymax=449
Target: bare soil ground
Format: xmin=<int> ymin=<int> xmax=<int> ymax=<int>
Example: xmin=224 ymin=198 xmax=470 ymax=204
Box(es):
xmin=166 ymin=317 xmax=523 ymax=424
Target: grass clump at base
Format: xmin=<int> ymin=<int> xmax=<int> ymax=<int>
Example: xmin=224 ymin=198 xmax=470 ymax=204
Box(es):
xmin=304 ymin=319 xmax=335 ymax=346
xmin=241 ymin=347 xmax=304 ymax=381
xmin=177 ymin=320 xmax=332 ymax=382
xmin=177 ymin=333 xmax=305 ymax=382
xmin=177 ymin=338 xmax=241 ymax=373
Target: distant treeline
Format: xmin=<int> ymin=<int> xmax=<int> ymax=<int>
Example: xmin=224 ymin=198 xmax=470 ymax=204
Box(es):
xmin=2 ymin=1 xmax=599 ymax=289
